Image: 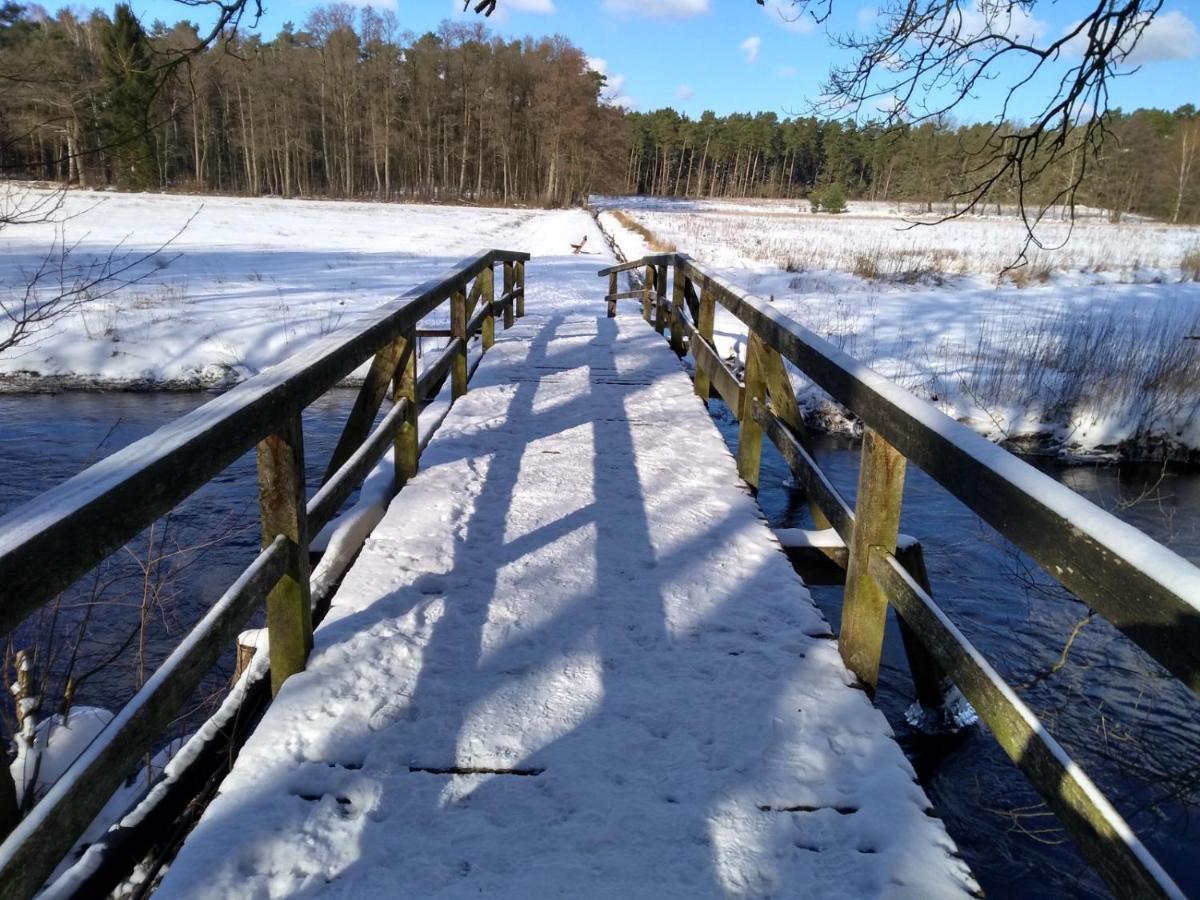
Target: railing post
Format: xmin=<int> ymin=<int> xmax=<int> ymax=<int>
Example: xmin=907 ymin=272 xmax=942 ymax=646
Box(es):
xmin=503 ymin=261 xmax=515 ymax=329
xmin=654 ymin=262 xmax=668 ymax=335
xmin=642 ymin=264 xmax=654 ymax=323
xmin=669 ymin=264 xmax=686 ymax=354
xmin=257 ymin=413 xmax=312 ymax=696
xmin=482 ymin=263 xmax=496 ymax=351
xmin=514 ymin=260 xmax=525 ymax=318
xmin=693 ymin=283 xmax=716 ymax=403
xmin=392 ymin=327 xmax=418 ymax=491
xmin=737 ymin=331 xmax=768 ymax=490
xmin=451 ymin=284 xmax=468 ymax=400
xmin=607 ymin=271 xmax=618 ymax=318
xmin=895 ymin=543 xmax=949 ymax=712
xmin=840 ymin=427 xmax=907 ymax=691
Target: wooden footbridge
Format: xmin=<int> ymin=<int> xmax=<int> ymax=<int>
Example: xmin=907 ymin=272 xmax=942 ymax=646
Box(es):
xmin=0 ymin=247 xmax=1197 ymax=898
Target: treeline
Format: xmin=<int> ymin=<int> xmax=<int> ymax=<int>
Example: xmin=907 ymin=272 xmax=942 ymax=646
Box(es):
xmin=0 ymin=3 xmax=627 ymax=205
xmin=625 ymin=107 xmax=1200 ymax=223
xmin=0 ymin=2 xmax=1197 ymax=222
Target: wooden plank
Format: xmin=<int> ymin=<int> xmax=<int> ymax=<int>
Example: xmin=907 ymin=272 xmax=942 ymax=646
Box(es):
xmin=868 ymin=549 xmax=1185 ymax=900
xmin=514 ymin=261 xmax=525 ymax=318
xmin=840 ymin=427 xmax=906 ymax=691
xmin=642 ymin=265 xmax=654 ymax=323
xmin=605 ymin=290 xmax=646 ymax=302
xmin=415 ymin=338 xmax=465 ymax=402
xmin=654 ymin=263 xmax=668 ymax=334
xmin=0 ymin=539 xmax=287 ymax=900
xmin=893 ymin=543 xmax=949 ymax=711
xmin=692 ymin=283 xmax=716 ymax=404
xmin=257 ymin=414 xmax=313 ymax=695
xmin=677 ymin=256 xmax=1200 ymax=695
xmin=736 ymin=332 xmax=768 ymax=490
xmin=683 ymin=316 xmax=742 ymax=411
xmin=607 ymin=271 xmax=618 ymax=317
xmin=502 ymin=261 xmax=515 ymax=329
xmin=0 ymin=249 xmax=513 ymax=633
xmin=481 ymin=265 xmax=496 ymax=351
xmin=669 ymin=266 xmax=686 ymax=355
xmin=752 ymin=402 xmax=855 ymax=542
xmin=321 ymin=337 xmax=406 ymax=486
xmin=450 ymin=288 xmax=468 ymax=400
xmin=393 ymin=329 xmax=419 ymax=490
xmin=467 ymin=300 xmax=490 ymax=339
xmin=307 ymin=398 xmax=412 ymax=536
xmin=596 ymin=253 xmax=675 ymax=277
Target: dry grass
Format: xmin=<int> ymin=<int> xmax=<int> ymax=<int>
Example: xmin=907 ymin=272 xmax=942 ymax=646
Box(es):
xmin=611 ymin=210 xmax=676 ymax=253
xmin=1183 ymin=246 xmax=1200 ymax=282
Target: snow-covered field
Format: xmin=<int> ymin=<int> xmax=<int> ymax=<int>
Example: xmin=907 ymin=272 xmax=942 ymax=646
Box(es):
xmin=3 ymin=188 xmax=1199 ymax=459
xmin=595 ymin=197 xmax=1200 ymax=460
xmin=0 ymin=188 xmax=561 ymax=388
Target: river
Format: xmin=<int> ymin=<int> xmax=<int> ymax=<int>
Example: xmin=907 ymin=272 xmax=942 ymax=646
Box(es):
xmin=2 ymin=391 xmax=1198 ymax=897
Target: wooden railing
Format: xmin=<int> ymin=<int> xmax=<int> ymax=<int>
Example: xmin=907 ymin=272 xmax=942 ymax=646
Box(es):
xmin=600 ymin=253 xmax=1198 ymax=900
xmin=0 ymin=249 xmax=529 ymax=900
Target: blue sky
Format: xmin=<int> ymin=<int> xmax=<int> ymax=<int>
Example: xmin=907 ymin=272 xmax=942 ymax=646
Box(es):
xmin=130 ymin=0 xmax=1200 ymax=122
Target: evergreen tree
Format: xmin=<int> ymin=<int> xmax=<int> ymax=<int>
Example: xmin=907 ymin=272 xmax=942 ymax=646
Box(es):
xmin=101 ymin=4 xmax=156 ymax=189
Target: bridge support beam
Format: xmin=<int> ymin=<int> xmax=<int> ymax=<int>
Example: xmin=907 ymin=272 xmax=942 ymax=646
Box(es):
xmin=257 ymin=414 xmax=313 ymax=695
xmin=840 ymin=427 xmax=906 ymax=692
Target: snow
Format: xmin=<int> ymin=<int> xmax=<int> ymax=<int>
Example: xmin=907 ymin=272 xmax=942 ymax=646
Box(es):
xmin=9 ymin=706 xmax=112 ymax=808
xmin=154 ymin=220 xmax=977 ymax=898
xmin=0 ymin=187 xmax=538 ymax=388
xmin=594 ymin=197 xmax=1200 ymax=458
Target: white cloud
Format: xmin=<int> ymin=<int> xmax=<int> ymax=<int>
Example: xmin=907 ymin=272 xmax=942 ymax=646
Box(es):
xmin=602 ymin=0 xmax=709 ymax=18
xmin=759 ymin=0 xmax=815 ymax=34
xmin=588 ymin=57 xmax=637 ymax=109
xmin=775 ymin=65 xmax=798 ymax=78
xmin=675 ymin=84 xmax=694 ymax=100
xmin=1124 ymin=9 xmax=1199 ymax=62
xmin=507 ymin=0 xmax=556 ymax=10
xmin=957 ymin=1 xmax=1046 ymax=43
xmin=740 ymin=35 xmax=762 ymax=64
xmin=1061 ymin=8 xmax=1198 ymax=63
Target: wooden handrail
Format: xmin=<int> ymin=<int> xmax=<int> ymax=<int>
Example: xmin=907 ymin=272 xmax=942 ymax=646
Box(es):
xmin=602 ymin=252 xmax=1198 ymax=899
xmin=0 ymin=247 xmax=529 ymax=900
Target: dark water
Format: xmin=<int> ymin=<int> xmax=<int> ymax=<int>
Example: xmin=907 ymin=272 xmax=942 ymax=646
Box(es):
xmin=0 ymin=391 xmax=364 ymax=740
xmin=2 ymin=392 xmax=1199 ymax=897
xmin=707 ymin=401 xmax=1200 ymax=899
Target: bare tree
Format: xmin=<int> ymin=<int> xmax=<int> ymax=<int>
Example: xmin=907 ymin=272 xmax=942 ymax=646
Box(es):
xmin=757 ymin=0 xmax=1167 ymax=260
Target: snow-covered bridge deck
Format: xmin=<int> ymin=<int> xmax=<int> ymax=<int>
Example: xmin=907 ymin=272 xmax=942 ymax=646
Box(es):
xmin=155 ymin=266 xmax=976 ymax=897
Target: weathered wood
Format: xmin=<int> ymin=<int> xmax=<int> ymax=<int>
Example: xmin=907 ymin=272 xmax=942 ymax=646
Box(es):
xmin=669 ymin=267 xmax=686 ymax=355
xmin=606 ymin=289 xmax=645 ymax=302
xmin=502 ymin=261 xmax=515 ymax=329
xmin=759 ymin=340 xmax=831 ymax=531
xmin=736 ymin=332 xmax=768 ymax=490
xmin=840 ymin=427 xmax=906 ymax=691
xmin=654 ymin=263 xmax=668 ymax=334
xmin=307 ymin=397 xmax=412 ymax=536
xmin=893 ymin=543 xmax=948 ymax=710
xmin=467 ymin=300 xmax=490 ymax=339
xmin=464 ymin=273 xmax=485 ymax=321
xmin=415 ymin=338 xmax=465 ymax=402
xmin=0 ymin=539 xmax=287 ymax=900
xmin=607 ymin=271 xmax=618 ymax=317
xmin=692 ymin=283 xmax=717 ymax=404
xmin=321 ymin=338 xmax=406 ymax=486
xmin=675 ymin=254 xmax=1200 ymax=695
xmin=0 ymin=250 xmax=525 ymax=634
xmin=596 ymin=253 xmax=676 ymax=277
xmin=258 ymin=415 xmax=313 ymax=696
xmin=482 ymin=265 xmax=496 ymax=351
xmin=683 ymin=275 xmax=701 ymax=326
xmin=642 ymin=265 xmax=654 ymax=323
xmin=752 ymin=402 xmax=854 ymax=541
xmin=684 ymin=317 xmax=743 ymax=411
xmin=450 ymin=288 xmax=468 ymax=400
xmin=393 ymin=329 xmax=419 ymax=490
xmin=868 ymin=549 xmax=1185 ymax=900
xmin=514 ymin=260 xmax=525 ymax=318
